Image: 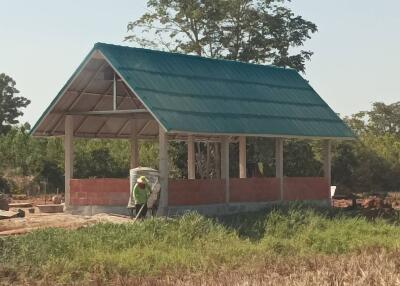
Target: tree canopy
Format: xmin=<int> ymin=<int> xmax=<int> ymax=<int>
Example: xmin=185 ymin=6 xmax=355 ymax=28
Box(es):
xmin=0 ymin=73 xmax=30 ymax=135
xmin=346 ymin=102 xmax=400 ymax=137
xmin=126 ymin=0 xmax=317 ymax=72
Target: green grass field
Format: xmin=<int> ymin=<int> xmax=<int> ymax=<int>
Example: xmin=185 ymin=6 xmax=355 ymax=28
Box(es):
xmin=2 ymin=205 xmax=400 ymax=285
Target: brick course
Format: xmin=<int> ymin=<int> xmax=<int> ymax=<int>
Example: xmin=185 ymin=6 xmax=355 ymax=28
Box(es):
xmin=168 ymin=179 xmax=225 ymax=206
xmin=283 ymin=177 xmax=329 ymax=201
xmin=230 ymin=177 xmax=280 ymax=202
xmin=70 ymin=179 xmax=129 ymax=206
xmin=70 ymin=177 xmax=329 ymax=207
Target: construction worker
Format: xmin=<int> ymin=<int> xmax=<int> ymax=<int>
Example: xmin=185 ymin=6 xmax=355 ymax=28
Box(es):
xmin=131 ymin=176 xmax=151 ymax=219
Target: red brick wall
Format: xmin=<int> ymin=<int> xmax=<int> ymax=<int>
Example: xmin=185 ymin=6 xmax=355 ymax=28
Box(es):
xmin=168 ymin=179 xmax=225 ymax=206
xmin=283 ymin=177 xmax=329 ymax=201
xmin=70 ymin=179 xmax=129 ymax=206
xmin=230 ymin=178 xmax=280 ymax=202
xmin=70 ymin=177 xmax=329 ymax=207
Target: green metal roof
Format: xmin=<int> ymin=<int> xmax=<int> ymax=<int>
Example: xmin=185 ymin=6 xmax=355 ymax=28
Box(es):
xmin=97 ymin=43 xmax=353 ymax=138
xmin=32 ymin=42 xmax=355 ymax=139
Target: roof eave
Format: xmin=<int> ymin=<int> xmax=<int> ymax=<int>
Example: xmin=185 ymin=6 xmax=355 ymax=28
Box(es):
xmin=168 ymin=129 xmax=356 ymax=141
xmin=30 ymin=47 xmax=100 ymax=136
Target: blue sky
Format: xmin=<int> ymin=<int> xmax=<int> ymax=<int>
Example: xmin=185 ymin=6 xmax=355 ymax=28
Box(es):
xmin=1 ymin=0 xmax=399 ymax=125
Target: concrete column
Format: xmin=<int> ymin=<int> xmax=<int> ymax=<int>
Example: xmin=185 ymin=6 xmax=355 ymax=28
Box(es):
xmin=64 ymin=115 xmax=74 ymax=208
xmin=221 ymin=136 xmax=230 ymax=203
xmin=275 ymin=138 xmax=284 ymax=201
xmin=239 ymin=136 xmax=247 ymax=178
xmin=187 ymin=134 xmax=195 ymax=179
xmin=215 ymin=143 xmax=221 ymax=179
xmin=206 ymin=142 xmax=210 ymax=179
xmin=130 ymin=120 xmax=139 ymax=169
xmin=157 ymin=126 xmax=169 ymax=216
xmin=113 ymin=73 xmax=117 ymax=110
xmin=323 ymin=139 xmax=332 ymax=186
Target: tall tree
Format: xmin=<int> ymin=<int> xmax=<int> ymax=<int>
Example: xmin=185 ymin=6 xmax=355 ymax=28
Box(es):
xmin=345 ymin=102 xmax=400 ymax=137
xmin=126 ymin=0 xmax=317 ymax=72
xmin=0 ymin=73 xmax=30 ymax=134
xmin=125 ymin=0 xmax=318 ymax=179
xmin=366 ymin=102 xmax=400 ymax=137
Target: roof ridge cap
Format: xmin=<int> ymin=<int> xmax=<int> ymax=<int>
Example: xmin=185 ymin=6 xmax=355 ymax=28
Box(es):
xmin=94 ymin=42 xmax=296 ymax=72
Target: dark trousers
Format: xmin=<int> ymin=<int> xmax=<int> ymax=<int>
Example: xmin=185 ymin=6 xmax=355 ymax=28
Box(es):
xmin=135 ymin=204 xmax=148 ymax=219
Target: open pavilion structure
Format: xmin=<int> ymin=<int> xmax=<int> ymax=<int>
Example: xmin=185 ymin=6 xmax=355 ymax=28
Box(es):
xmin=31 ymin=43 xmax=354 ymax=216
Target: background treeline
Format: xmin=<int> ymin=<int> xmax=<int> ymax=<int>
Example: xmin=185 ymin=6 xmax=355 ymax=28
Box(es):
xmin=0 ymin=101 xmax=399 ymax=195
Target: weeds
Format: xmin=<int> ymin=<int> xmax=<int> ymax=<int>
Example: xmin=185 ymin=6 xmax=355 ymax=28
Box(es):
xmin=1 ymin=205 xmax=400 ymax=284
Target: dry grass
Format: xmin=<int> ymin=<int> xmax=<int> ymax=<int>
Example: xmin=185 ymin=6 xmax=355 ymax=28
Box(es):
xmin=113 ymin=249 xmax=400 ymax=286
xmin=5 ymin=249 xmax=399 ymax=285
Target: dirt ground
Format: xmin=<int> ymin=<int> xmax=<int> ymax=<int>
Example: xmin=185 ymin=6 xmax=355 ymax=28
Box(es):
xmin=0 ymin=213 xmax=132 ymax=236
xmin=0 ymin=195 xmax=132 ymax=236
xmin=2 ymin=194 xmax=400 ymax=236
xmin=0 ymin=212 xmax=132 ymax=236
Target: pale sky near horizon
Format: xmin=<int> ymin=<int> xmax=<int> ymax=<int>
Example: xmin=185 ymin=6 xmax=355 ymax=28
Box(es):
xmin=1 ymin=0 xmax=399 ymax=126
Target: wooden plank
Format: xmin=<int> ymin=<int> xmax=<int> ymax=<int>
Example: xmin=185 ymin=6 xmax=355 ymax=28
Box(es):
xmin=65 ymin=109 xmax=149 ymax=116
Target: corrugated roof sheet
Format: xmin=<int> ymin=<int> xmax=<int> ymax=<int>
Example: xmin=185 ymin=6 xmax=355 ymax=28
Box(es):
xmin=31 ymin=42 xmax=354 ymax=139
xmin=96 ymin=43 xmax=353 ymax=138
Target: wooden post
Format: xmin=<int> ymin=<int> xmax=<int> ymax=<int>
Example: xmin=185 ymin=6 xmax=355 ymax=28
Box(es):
xmin=157 ymin=126 xmax=169 ymax=216
xmin=221 ymin=136 xmax=230 ymax=203
xmin=187 ymin=134 xmax=195 ymax=179
xmin=239 ymin=136 xmax=247 ymax=178
xmin=64 ymin=115 xmax=74 ymax=208
xmin=275 ymin=138 xmax=284 ymax=201
xmin=323 ymin=139 xmax=332 ymax=187
xmin=130 ymin=120 xmax=139 ymax=169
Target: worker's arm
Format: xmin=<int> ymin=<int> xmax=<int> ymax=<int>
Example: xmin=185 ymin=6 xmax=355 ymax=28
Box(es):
xmin=132 ymin=183 xmax=139 ymax=203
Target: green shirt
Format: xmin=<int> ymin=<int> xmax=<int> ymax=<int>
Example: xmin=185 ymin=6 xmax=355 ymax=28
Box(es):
xmin=132 ymin=183 xmax=151 ymax=204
